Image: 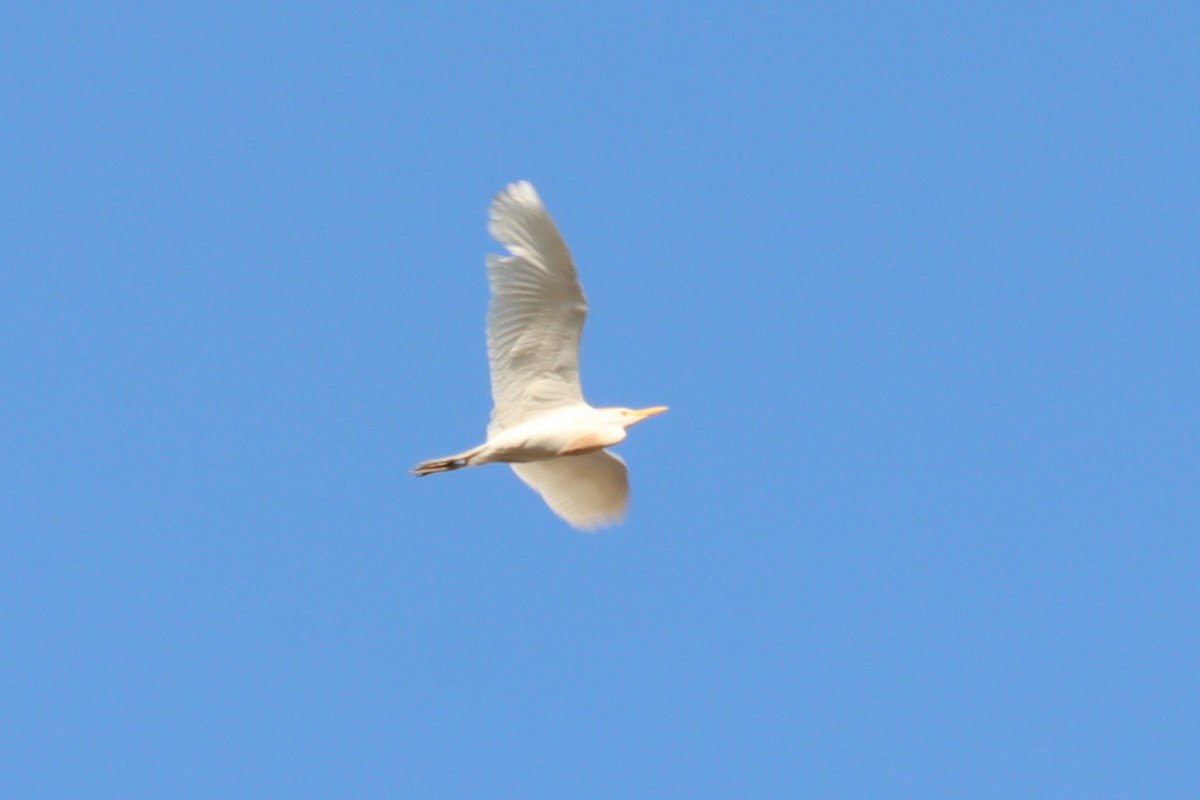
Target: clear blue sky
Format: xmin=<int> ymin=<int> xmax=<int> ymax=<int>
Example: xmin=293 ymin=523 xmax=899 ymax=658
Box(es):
xmin=2 ymin=3 xmax=1196 ymax=797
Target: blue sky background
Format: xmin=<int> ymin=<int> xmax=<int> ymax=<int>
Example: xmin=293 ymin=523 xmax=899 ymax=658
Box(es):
xmin=2 ymin=3 xmax=1197 ymax=797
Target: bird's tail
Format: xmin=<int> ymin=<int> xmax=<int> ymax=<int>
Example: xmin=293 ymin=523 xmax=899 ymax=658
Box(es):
xmin=411 ymin=445 xmax=485 ymax=477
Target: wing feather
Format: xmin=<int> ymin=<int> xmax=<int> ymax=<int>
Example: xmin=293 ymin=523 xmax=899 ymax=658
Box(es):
xmin=511 ymin=451 xmax=628 ymax=531
xmin=486 ymin=182 xmax=587 ymax=429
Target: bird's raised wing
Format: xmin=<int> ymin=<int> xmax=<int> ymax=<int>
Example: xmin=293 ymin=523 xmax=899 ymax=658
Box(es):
xmin=486 ymin=182 xmax=587 ymax=430
xmin=511 ymin=451 xmax=629 ymax=531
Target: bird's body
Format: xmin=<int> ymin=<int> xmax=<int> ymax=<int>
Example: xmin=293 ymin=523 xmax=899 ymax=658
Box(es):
xmin=413 ymin=182 xmax=666 ymax=530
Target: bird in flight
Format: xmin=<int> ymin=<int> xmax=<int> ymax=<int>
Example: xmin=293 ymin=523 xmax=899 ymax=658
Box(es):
xmin=412 ymin=181 xmax=667 ymax=530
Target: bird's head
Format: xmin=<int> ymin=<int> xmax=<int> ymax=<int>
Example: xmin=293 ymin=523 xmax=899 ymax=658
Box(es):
xmin=603 ymin=405 xmax=669 ymax=429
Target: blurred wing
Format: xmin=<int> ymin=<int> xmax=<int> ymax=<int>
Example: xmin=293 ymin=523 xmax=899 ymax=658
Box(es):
xmin=511 ymin=451 xmax=628 ymax=531
xmin=486 ymin=181 xmax=587 ymax=430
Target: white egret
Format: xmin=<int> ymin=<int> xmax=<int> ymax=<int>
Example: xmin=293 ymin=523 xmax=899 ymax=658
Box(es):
xmin=412 ymin=181 xmax=667 ymax=530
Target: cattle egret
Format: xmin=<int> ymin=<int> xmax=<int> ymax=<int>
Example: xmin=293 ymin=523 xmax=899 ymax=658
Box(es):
xmin=412 ymin=182 xmax=667 ymax=530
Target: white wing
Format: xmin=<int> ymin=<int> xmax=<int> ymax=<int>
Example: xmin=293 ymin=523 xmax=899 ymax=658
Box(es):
xmin=511 ymin=451 xmax=629 ymax=531
xmin=486 ymin=182 xmax=587 ymax=430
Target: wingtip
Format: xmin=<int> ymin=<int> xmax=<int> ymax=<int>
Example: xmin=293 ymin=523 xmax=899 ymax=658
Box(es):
xmin=491 ymin=180 xmax=541 ymax=210
xmin=487 ymin=181 xmax=554 ymax=249
xmin=569 ymin=512 xmax=628 ymax=533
